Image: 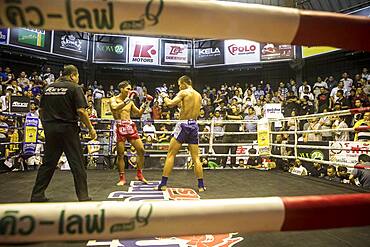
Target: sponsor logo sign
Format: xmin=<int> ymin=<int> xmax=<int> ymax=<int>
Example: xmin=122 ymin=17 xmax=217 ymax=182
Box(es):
xmin=93 ymin=35 xmax=127 ymax=63
xmin=87 ymin=181 xmax=244 ymax=246
xmin=224 ymin=39 xmax=260 ymax=65
xmin=260 ymin=43 xmax=294 ymax=61
xmin=10 ymin=96 xmax=30 ymax=113
xmin=0 ymin=28 xmax=8 ymax=44
xmin=128 ymin=37 xmax=159 ymax=65
xmin=194 ymin=40 xmax=225 ymax=67
xmin=161 ymin=39 xmax=192 ymax=66
xmin=329 ymin=141 xmax=370 ymax=171
xmin=53 ymin=31 xmax=89 ymax=60
xmin=9 ymin=28 xmax=52 ymax=52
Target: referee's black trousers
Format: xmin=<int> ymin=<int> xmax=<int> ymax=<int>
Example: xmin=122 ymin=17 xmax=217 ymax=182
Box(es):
xmin=31 ymin=122 xmax=89 ymax=201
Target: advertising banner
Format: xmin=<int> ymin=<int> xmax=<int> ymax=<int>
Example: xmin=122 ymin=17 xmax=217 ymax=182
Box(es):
xmin=52 ymin=31 xmax=89 ymax=60
xmin=10 ymin=96 xmax=30 ymax=113
xmin=93 ymin=34 xmax=127 ymax=63
xmin=128 ymin=36 xmax=159 ymax=65
xmin=297 ymin=141 xmax=329 ymax=161
xmin=329 ymin=141 xmax=370 ymax=167
xmin=9 ymin=28 xmax=51 ymax=52
xmin=260 ymin=43 xmax=294 ymax=61
xmin=194 ymin=39 xmax=224 ymax=67
xmin=0 ymin=28 xmax=8 ymax=45
xmin=224 ymin=39 xmax=260 ymax=65
xmin=23 ymin=116 xmax=39 ymax=156
xmin=160 ymin=39 xmax=192 ymax=66
xmin=264 ymin=103 xmax=282 ymax=119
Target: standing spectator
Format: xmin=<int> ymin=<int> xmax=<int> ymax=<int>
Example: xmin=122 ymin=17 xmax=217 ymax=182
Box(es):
xmin=300 ymin=86 xmax=315 ymax=102
xmin=340 ymin=72 xmax=353 ymax=93
xmin=0 ymin=86 xmax=13 ymax=111
xmin=304 ymin=118 xmax=322 ymax=142
xmin=107 ymin=85 xmax=118 ymax=97
xmin=316 ymin=87 xmax=330 ymax=113
xmin=243 ymin=107 xmax=258 ymax=142
xmin=330 ymin=81 xmax=346 ymax=106
xmin=17 ymin=71 xmax=30 ymax=88
xmin=332 ymin=115 xmax=349 ymax=141
xmin=361 ymin=68 xmax=370 ymax=81
xmin=151 ymin=101 xmax=161 ymax=120
xmin=313 ymin=76 xmax=328 ymax=98
xmin=335 ymin=89 xmax=350 ymax=110
xmin=277 ymin=82 xmax=288 ymax=101
xmin=299 ymin=80 xmax=311 ymax=97
xmin=288 ymin=79 xmax=298 ymax=96
xmin=325 ymin=76 xmax=337 ymax=91
xmin=143 ymin=120 xmax=157 ymax=140
xmin=41 ymin=67 xmax=55 ymax=85
xmin=93 ymin=84 xmax=105 ymax=117
xmin=351 ymin=99 xmax=364 ymax=126
xmin=320 ymin=110 xmax=333 ymax=141
xmin=353 ymin=111 xmax=370 ymax=142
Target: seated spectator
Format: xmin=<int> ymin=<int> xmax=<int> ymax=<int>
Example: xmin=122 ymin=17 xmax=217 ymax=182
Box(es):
xmin=289 ymin=158 xmax=308 ymax=176
xmin=349 ymin=154 xmax=370 ymax=189
xmin=337 ymin=166 xmax=350 ymax=183
xmin=324 ymin=165 xmax=341 ymax=182
xmin=157 ymin=125 xmax=171 ymax=144
xmin=307 ymin=160 xmax=326 ymax=177
xmin=246 ymin=147 xmax=262 ymax=167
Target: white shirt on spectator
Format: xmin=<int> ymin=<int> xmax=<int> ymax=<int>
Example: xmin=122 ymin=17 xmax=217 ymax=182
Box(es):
xmin=330 ymin=86 xmax=347 ymax=101
xmin=93 ymin=88 xmax=105 ymax=100
xmin=290 ymin=165 xmax=308 ymax=176
xmin=143 ymin=124 xmax=156 ymax=139
xmin=340 ymin=78 xmax=353 ymax=92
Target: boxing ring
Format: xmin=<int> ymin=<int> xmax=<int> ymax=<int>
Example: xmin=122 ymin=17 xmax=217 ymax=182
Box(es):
xmin=1 ymin=0 xmax=370 ymax=246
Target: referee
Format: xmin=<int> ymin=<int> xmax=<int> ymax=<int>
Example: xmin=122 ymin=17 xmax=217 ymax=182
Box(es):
xmin=31 ymin=65 xmax=97 ymax=202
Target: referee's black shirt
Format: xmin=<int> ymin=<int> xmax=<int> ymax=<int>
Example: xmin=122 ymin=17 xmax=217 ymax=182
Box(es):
xmin=40 ymin=80 xmax=88 ymax=123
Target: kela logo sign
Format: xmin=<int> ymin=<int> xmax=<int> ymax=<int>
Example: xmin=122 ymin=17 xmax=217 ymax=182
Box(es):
xmin=199 ymin=47 xmax=221 ymax=57
xmin=60 ymin=34 xmax=82 ymax=52
xmin=87 ymin=181 xmax=244 ymax=247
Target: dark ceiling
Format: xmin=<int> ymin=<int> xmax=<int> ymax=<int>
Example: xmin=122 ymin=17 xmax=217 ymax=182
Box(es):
xmin=219 ymin=0 xmax=370 ymax=13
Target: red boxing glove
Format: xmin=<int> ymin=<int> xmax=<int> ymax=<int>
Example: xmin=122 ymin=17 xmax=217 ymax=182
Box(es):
xmin=129 ymin=90 xmax=139 ymax=99
xmin=145 ymin=94 xmax=153 ymax=102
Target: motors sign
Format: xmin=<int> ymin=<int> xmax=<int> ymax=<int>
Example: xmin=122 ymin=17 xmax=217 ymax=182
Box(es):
xmin=224 ymin=39 xmax=260 ymax=65
xmin=128 ymin=37 xmax=159 ymax=65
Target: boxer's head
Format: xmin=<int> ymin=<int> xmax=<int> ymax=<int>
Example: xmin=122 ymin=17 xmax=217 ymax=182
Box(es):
xmin=118 ymin=80 xmax=132 ymax=96
xmin=178 ymin=75 xmax=192 ymax=90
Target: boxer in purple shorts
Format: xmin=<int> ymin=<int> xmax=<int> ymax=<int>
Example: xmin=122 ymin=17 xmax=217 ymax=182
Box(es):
xmin=172 ymin=120 xmax=199 ymax=144
xmin=156 ymin=75 xmax=206 ymax=192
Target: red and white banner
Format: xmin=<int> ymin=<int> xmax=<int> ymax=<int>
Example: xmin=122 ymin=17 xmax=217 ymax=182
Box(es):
xmin=128 ymin=36 xmax=159 ymax=65
xmin=224 ymin=39 xmax=260 ymax=65
xmin=329 ymin=141 xmax=370 ymax=166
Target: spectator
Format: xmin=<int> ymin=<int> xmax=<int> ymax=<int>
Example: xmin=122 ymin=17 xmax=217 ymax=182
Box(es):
xmin=349 ymin=154 xmax=370 ymax=189
xmin=337 ymin=166 xmax=350 ymax=183
xmin=353 ymin=111 xmax=370 ymax=142
xmin=151 ymin=101 xmax=161 ymax=120
xmin=334 ymin=89 xmax=350 ymax=110
xmin=340 ymin=72 xmax=353 ymax=92
xmin=289 ymin=158 xmax=308 ymax=176
xmin=298 ymin=80 xmax=311 ymax=97
xmin=93 ymin=84 xmax=105 ymax=117
xmin=324 ymin=165 xmax=341 ymax=182
xmin=41 ymin=67 xmax=55 ymax=85
xmin=243 ymin=107 xmax=258 ymax=142
xmin=300 ymin=86 xmax=315 ymax=102
xmin=307 ymin=160 xmax=326 ymax=177
xmin=17 ymin=71 xmax=30 ymax=88
xmin=304 ymin=118 xmax=322 ymax=142
xmin=331 ymin=115 xmax=349 ymax=141
xmin=313 ymin=76 xmax=328 ymax=98
xmin=142 ymin=120 xmax=157 ymax=140
xmin=362 ymin=67 xmax=370 ymax=81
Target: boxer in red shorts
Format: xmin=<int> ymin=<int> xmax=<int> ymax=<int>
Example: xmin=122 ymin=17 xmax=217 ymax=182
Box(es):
xmin=109 ymin=81 xmax=153 ymax=185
